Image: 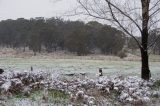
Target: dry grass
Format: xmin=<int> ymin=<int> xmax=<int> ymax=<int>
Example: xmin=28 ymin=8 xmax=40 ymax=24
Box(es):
xmin=1 ymin=47 xmax=159 ymax=62
xmin=0 ymin=47 xmax=141 ymax=61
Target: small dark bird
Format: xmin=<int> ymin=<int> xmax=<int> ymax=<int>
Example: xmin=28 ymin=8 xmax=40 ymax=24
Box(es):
xmin=99 ymin=68 xmax=103 ymax=76
xmin=0 ymin=69 xmax=4 ymax=74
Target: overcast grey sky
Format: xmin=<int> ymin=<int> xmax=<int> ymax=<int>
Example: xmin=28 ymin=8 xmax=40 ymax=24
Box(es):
xmin=0 ymin=0 xmax=85 ymax=21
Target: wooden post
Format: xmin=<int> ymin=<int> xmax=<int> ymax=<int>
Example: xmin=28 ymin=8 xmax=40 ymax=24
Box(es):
xmin=31 ymin=66 xmax=33 ymax=71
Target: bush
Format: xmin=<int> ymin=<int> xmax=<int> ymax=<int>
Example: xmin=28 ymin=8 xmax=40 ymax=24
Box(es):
xmin=153 ymin=80 xmax=160 ymax=90
xmin=118 ymin=51 xmax=127 ymax=59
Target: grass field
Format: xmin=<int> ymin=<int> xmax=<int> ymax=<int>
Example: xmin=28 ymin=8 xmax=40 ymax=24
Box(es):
xmin=0 ymin=50 xmax=160 ymax=106
xmin=0 ymin=53 xmax=160 ymax=79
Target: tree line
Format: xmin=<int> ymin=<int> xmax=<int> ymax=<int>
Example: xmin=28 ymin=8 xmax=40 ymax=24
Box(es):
xmin=0 ymin=17 xmax=126 ymax=56
xmin=0 ymin=17 xmax=159 ymax=56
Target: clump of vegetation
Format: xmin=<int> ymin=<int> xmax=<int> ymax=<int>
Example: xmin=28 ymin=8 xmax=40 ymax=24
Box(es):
xmin=152 ymin=80 xmax=160 ymax=90
xmin=14 ymin=92 xmax=29 ymax=98
xmin=118 ymin=51 xmax=127 ymax=59
xmin=43 ymin=89 xmax=70 ymax=105
xmin=10 ymin=89 xmax=70 ymax=105
xmin=12 ymin=90 xmax=41 ymax=99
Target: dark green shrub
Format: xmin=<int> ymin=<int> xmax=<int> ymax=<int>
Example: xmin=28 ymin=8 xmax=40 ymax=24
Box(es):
xmin=118 ymin=51 xmax=127 ymax=59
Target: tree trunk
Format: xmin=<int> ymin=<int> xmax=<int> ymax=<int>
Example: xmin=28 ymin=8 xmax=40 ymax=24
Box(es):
xmin=141 ymin=0 xmax=151 ymax=80
xmin=140 ymin=47 xmax=151 ymax=80
xmin=23 ymin=46 xmax=26 ymax=52
xmin=141 ymin=22 xmax=151 ymax=80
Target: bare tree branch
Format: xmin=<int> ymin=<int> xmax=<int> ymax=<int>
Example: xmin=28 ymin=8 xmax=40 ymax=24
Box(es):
xmin=77 ymin=0 xmax=113 ymax=21
xmin=149 ymin=0 xmax=160 ymax=11
xmin=105 ymin=0 xmax=142 ymax=33
xmin=107 ymin=1 xmax=142 ymax=48
xmin=148 ymin=34 xmax=160 ymax=49
xmin=149 ymin=8 xmax=160 ymax=18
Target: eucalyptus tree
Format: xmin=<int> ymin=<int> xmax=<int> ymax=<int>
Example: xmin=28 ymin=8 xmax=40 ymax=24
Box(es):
xmin=77 ymin=0 xmax=160 ymax=80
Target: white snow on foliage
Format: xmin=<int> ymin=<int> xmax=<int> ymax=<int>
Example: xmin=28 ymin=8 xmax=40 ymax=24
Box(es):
xmin=1 ymin=80 xmax=11 ymax=92
xmin=0 ymin=70 xmax=159 ymax=105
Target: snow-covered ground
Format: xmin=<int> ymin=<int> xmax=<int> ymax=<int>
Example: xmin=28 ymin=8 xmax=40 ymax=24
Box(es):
xmin=0 ymin=55 xmax=160 ymax=105
xmin=0 ymin=57 xmax=160 ymax=79
xmin=0 ymin=70 xmax=160 ymax=106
